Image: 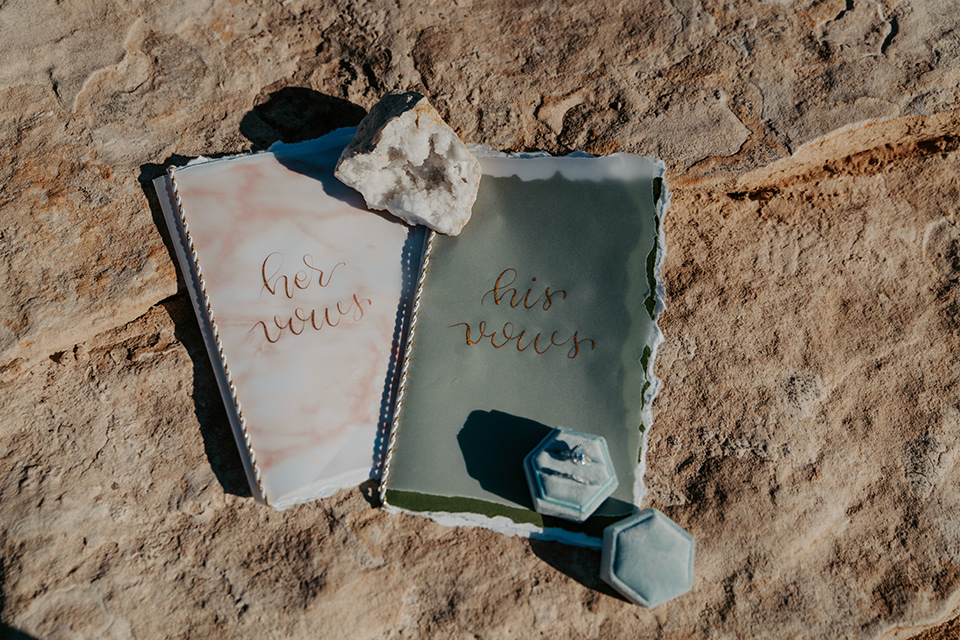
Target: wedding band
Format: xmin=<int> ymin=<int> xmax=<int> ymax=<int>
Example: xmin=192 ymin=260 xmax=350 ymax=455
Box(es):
xmin=541 ymin=467 xmax=590 ymax=485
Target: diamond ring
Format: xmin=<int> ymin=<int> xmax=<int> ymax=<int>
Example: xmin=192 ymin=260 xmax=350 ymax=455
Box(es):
xmin=569 ymin=444 xmax=590 ymax=466
xmin=548 ymin=443 xmax=594 ymax=466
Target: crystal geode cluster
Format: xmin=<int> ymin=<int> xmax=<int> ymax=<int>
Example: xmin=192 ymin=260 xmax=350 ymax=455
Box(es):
xmin=335 ymin=90 xmax=481 ymax=236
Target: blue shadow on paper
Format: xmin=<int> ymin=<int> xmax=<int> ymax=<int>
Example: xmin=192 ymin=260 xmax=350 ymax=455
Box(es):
xmin=457 ymin=410 xmax=554 ymax=509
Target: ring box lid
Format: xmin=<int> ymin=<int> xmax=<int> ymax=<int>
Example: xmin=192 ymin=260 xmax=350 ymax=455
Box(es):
xmin=600 ymin=508 xmax=695 ymax=608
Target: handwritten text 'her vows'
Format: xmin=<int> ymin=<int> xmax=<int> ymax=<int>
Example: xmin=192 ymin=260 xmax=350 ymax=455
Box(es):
xmin=251 ymin=252 xmax=370 ymax=344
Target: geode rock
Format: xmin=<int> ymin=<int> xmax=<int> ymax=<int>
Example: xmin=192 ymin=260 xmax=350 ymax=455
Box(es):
xmin=335 ymin=90 xmax=481 ymax=236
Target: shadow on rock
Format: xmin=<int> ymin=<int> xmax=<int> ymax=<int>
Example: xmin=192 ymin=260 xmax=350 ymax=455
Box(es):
xmin=137 ymin=150 xmax=249 ymax=295
xmin=0 ymin=623 xmax=41 ymax=640
xmin=528 ymin=538 xmax=626 ymax=602
xmin=358 ymin=478 xmax=381 ymax=509
xmin=240 ymin=87 xmax=366 ymax=150
xmin=136 ymin=158 xmax=250 ymax=497
xmin=160 ymin=296 xmax=252 ymax=498
xmin=137 ymin=153 xmax=196 ymax=298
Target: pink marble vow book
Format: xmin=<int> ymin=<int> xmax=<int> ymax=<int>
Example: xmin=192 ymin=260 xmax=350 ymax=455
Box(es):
xmin=154 ymin=129 xmax=418 ymax=509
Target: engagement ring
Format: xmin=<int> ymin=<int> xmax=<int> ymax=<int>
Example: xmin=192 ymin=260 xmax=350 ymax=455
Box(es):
xmin=549 ymin=443 xmax=594 ymax=466
xmin=570 ymin=444 xmax=589 ymax=466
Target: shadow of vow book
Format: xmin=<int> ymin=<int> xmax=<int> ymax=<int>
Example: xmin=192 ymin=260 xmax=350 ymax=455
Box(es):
xmin=380 ymin=154 xmax=668 ymax=546
xmin=153 ymin=128 xmax=423 ymax=509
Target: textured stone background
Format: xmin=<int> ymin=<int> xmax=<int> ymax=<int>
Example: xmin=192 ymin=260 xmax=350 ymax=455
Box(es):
xmin=2 ymin=0 xmax=960 ymax=638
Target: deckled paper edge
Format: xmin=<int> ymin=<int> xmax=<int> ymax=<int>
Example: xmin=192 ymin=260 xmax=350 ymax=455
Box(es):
xmin=380 ymin=150 xmax=671 ymax=541
xmin=636 ymin=161 xmax=671 ymax=506
xmin=382 ymin=504 xmax=603 ymax=549
xmin=270 ymin=467 xmax=373 ymax=510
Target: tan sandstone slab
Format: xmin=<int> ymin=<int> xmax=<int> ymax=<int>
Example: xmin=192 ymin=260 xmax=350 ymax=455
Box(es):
xmin=2 ymin=0 xmax=960 ymax=638
xmin=2 ymin=0 xmax=959 ymax=367
xmin=1 ymin=131 xmax=958 ymax=640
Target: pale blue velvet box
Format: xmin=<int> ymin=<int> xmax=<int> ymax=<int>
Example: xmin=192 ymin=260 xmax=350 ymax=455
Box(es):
xmin=523 ymin=427 xmax=618 ymax=523
xmin=600 ymin=508 xmax=695 ymax=607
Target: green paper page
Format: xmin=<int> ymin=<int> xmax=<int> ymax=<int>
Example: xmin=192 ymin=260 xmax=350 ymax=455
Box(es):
xmin=381 ymin=154 xmax=668 ymax=546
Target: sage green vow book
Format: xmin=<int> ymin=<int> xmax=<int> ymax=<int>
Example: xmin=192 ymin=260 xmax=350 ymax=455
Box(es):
xmin=380 ymin=154 xmax=668 ymax=546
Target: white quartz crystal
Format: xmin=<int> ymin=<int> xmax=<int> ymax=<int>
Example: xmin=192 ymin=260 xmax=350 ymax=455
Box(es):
xmin=335 ymin=91 xmax=481 ymax=236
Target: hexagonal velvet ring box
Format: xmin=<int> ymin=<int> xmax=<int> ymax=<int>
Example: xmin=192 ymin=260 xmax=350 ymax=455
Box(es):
xmin=600 ymin=508 xmax=695 ymax=608
xmin=523 ymin=427 xmax=618 ymax=522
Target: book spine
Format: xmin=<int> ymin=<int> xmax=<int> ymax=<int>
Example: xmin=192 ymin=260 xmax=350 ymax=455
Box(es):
xmin=166 ymin=167 xmax=267 ymax=504
xmin=378 ymin=230 xmax=437 ymax=508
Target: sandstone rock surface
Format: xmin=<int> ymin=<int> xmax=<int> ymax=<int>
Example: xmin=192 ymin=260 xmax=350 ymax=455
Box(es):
xmin=1 ymin=0 xmax=960 ymax=638
xmin=335 ymin=90 xmax=481 ymax=235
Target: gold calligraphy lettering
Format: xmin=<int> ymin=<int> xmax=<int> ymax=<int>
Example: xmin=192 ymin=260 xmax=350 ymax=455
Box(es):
xmin=261 ymin=252 xmax=291 ymax=298
xmin=252 ymin=320 xmax=281 ymax=343
xmin=352 ymin=294 xmax=371 ymax=322
xmin=449 ymin=321 xmax=595 ymax=359
xmin=252 ymin=253 xmax=369 ymax=343
xmin=261 ymin=252 xmax=345 ymax=300
xmin=452 ymin=268 xmax=593 ymax=358
xmin=481 ymin=268 xmax=568 ymax=311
